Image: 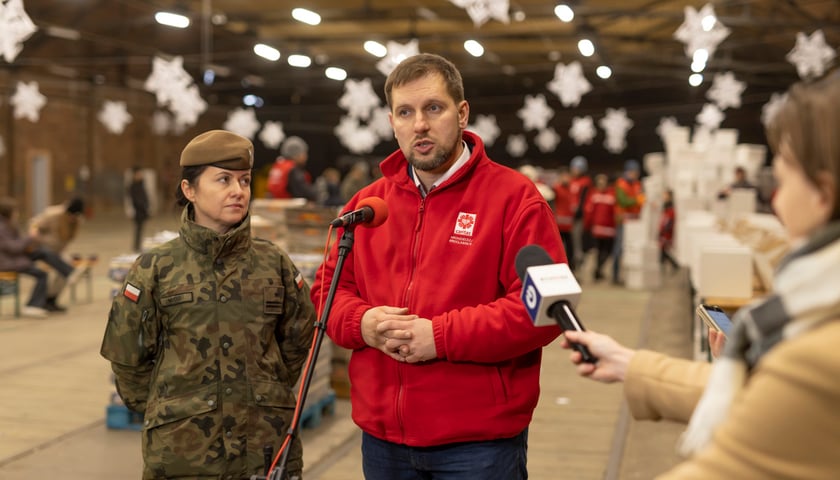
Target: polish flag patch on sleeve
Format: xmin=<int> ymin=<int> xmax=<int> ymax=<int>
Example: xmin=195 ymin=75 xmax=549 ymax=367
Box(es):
xmin=124 ymin=283 xmax=141 ymax=303
xmin=295 ymin=272 xmax=304 ymax=290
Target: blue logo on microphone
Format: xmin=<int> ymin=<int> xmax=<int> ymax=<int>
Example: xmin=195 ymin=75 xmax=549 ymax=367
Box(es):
xmin=521 ymin=273 xmax=542 ymax=323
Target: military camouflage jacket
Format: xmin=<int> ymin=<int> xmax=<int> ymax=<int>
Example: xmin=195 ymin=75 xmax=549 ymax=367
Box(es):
xmin=101 ymin=206 xmax=316 ymax=479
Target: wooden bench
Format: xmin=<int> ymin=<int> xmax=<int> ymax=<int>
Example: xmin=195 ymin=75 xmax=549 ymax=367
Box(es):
xmin=69 ymin=255 xmax=98 ymax=304
xmin=0 ymin=271 xmax=21 ymax=318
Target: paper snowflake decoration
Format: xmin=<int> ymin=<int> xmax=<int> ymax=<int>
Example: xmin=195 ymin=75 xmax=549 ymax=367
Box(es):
xmin=517 ymin=94 xmax=554 ymax=131
xmin=450 ymin=0 xmax=510 ymax=27
xmin=0 ymin=0 xmax=37 ymax=63
xmin=223 ymin=108 xmax=261 ymax=139
xmin=506 ymin=134 xmax=527 ymax=158
xmin=656 ymin=117 xmax=680 ymax=141
xmin=569 ymin=115 xmax=596 ymax=145
xmin=144 ymin=56 xmax=193 ymax=107
xmin=674 ymin=4 xmax=730 ymax=59
xmin=696 ymin=103 xmax=724 ymax=130
xmin=535 ymin=127 xmax=561 ymax=153
xmin=761 ymin=92 xmax=787 ymax=128
xmin=706 ymin=71 xmax=746 ymax=110
xmin=334 ymin=115 xmax=379 ymax=154
xmin=11 ymin=80 xmax=46 ymax=122
xmin=151 ymin=110 xmax=172 ymax=136
xmin=170 ymin=84 xmax=207 ymax=128
xmin=338 ymin=78 xmax=381 ymax=121
xmin=368 ymin=106 xmax=393 ymax=140
xmin=786 ymin=30 xmax=836 ymax=80
xmin=376 ymin=39 xmax=419 ymax=77
xmin=599 ymin=108 xmax=633 ymax=154
xmin=259 ymin=121 xmax=286 ymax=149
xmin=547 ymin=61 xmax=592 ymax=108
xmin=468 ymin=114 xmax=501 ymax=146
xmin=98 ymin=100 xmax=133 ymax=134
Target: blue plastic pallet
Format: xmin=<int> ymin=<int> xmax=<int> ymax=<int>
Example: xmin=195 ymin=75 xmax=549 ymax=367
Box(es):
xmin=300 ymin=391 xmax=336 ymax=429
xmin=106 ymin=404 xmax=144 ymax=431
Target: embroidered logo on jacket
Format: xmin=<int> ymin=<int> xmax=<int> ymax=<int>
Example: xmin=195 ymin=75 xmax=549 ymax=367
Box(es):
xmin=449 ymin=212 xmax=477 ymax=246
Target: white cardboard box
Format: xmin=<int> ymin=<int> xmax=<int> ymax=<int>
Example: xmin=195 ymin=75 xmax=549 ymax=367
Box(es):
xmin=696 ymin=245 xmax=753 ymax=299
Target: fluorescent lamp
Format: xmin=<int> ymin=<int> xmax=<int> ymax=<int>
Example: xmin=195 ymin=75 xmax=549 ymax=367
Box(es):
xmin=243 ymin=94 xmax=264 ymax=107
xmin=364 ymin=40 xmax=387 ymax=58
xmin=254 ymin=43 xmax=281 ymax=61
xmin=554 ymin=4 xmax=574 ymax=22
xmin=292 ymin=8 xmax=321 ymax=26
xmin=578 ymin=39 xmax=594 ymax=57
xmin=596 ymin=65 xmax=612 ymax=79
xmin=692 ymin=48 xmax=709 ymax=64
xmin=288 ymin=54 xmax=312 ymax=68
xmin=464 ymin=40 xmax=484 ymax=57
xmin=155 ymin=11 xmax=190 ymax=29
xmin=691 ymin=60 xmax=706 ymax=73
xmin=701 ymin=15 xmax=716 ymax=32
xmin=689 ymin=73 xmax=703 ymax=87
xmin=326 ymin=67 xmax=347 ymax=81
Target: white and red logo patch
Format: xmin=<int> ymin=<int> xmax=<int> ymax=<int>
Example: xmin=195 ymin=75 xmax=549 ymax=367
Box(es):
xmin=124 ymin=283 xmax=141 ymax=303
xmin=453 ymin=212 xmax=477 ymax=237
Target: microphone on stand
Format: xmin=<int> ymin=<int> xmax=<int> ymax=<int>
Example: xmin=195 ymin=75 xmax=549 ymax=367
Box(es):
xmin=330 ymin=196 xmax=388 ymax=228
xmin=515 ymin=244 xmax=597 ymax=363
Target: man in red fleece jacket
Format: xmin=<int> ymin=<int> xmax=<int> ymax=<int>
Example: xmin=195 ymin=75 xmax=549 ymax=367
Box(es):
xmin=312 ymin=53 xmax=565 ymax=479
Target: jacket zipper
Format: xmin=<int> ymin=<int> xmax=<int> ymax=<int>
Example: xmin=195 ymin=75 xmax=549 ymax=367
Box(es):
xmin=397 ymin=196 xmax=425 ymax=442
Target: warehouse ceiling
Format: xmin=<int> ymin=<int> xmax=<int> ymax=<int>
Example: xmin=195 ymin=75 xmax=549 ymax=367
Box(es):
xmin=5 ymin=0 xmax=840 ymax=162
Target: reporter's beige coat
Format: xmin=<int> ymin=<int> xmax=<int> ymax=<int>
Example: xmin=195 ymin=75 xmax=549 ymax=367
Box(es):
xmin=625 ymin=318 xmax=840 ymax=479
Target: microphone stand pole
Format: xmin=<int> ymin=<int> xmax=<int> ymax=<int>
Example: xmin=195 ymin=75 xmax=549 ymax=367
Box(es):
xmin=252 ymin=226 xmax=357 ymax=480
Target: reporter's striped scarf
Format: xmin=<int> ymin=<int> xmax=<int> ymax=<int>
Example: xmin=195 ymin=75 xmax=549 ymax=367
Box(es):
xmin=679 ymin=221 xmax=840 ymax=456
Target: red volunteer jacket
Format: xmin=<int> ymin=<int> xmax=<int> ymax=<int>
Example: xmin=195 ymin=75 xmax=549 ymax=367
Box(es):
xmin=584 ymin=188 xmax=617 ymax=238
xmin=553 ymin=182 xmax=574 ymax=232
xmin=312 ymin=131 xmax=564 ymax=447
xmin=267 ymin=158 xmax=295 ymax=199
xmin=569 ymin=175 xmax=592 ymax=217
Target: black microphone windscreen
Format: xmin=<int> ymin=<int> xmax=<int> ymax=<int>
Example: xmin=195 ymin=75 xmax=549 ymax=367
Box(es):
xmin=514 ymin=244 xmax=554 ymax=281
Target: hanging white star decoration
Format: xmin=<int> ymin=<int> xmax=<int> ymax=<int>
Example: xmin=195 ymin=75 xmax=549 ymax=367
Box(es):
xmin=223 ymin=108 xmax=261 ymax=139
xmin=11 ymin=80 xmax=46 ymax=122
xmin=151 ymin=110 xmax=172 ymax=136
xmin=761 ymin=92 xmax=787 ymax=128
xmin=656 ymin=116 xmax=680 ymax=142
xmin=376 ymin=39 xmax=419 ymax=77
xmin=506 ymin=134 xmax=528 ymax=158
xmin=706 ymin=71 xmax=746 ymax=110
xmin=517 ymin=94 xmax=554 ymax=131
xmin=674 ymin=3 xmax=730 ymax=59
xmin=259 ymin=121 xmax=286 ymax=149
xmin=468 ymin=114 xmax=501 ymax=146
xmin=334 ymin=115 xmax=379 ymax=154
xmin=547 ymin=61 xmax=592 ymax=108
xmin=98 ymin=100 xmax=133 ymax=134
xmin=535 ymin=127 xmax=561 ymax=153
xmin=569 ymin=116 xmax=596 ymax=145
xmin=368 ymin=106 xmax=393 ymax=140
xmin=0 ymin=0 xmax=37 ymax=63
xmin=450 ymin=0 xmax=510 ymax=27
xmin=696 ymin=103 xmax=725 ymax=130
xmin=144 ymin=55 xmax=206 ymax=128
xmin=786 ymin=30 xmax=836 ymax=80
xmin=338 ymin=78 xmax=381 ymax=121
xmin=599 ymin=108 xmax=633 ymax=154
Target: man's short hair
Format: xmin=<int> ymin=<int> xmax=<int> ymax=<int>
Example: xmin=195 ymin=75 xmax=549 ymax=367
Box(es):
xmin=281 ymin=136 xmax=309 ymax=159
xmin=384 ymin=53 xmax=464 ymax=108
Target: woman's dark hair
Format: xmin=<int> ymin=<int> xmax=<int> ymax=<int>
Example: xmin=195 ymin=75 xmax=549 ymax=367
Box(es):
xmin=66 ymin=197 xmax=85 ymax=215
xmin=175 ymin=165 xmax=209 ymax=207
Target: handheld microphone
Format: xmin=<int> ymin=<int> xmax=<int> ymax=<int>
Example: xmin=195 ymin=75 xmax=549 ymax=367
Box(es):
xmin=330 ymin=196 xmax=388 ymax=228
xmin=515 ymin=244 xmax=596 ymax=363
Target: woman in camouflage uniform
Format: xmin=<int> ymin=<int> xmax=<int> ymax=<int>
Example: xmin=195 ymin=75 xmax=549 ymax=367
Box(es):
xmin=101 ymin=130 xmax=317 ymax=480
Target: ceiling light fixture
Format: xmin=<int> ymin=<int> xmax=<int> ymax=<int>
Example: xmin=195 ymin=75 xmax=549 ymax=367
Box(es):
xmin=689 ymin=73 xmax=703 ymax=87
xmin=578 ymin=38 xmax=594 ymax=57
xmin=596 ymin=65 xmax=612 ymax=79
xmin=45 ymin=25 xmax=81 ymax=40
xmin=464 ymin=40 xmax=484 ymax=57
xmin=701 ymin=15 xmax=716 ymax=32
xmin=288 ymin=54 xmax=312 ymax=68
xmin=243 ymin=94 xmax=264 ymax=107
xmin=254 ymin=43 xmax=280 ymax=61
xmin=364 ymin=40 xmax=387 ymax=58
xmin=326 ymin=67 xmax=347 ymax=81
xmin=292 ymin=8 xmax=321 ymax=26
xmin=155 ymin=11 xmax=190 ymax=29
xmin=554 ymin=4 xmax=574 ymax=23
xmin=691 ymin=60 xmax=705 ymax=73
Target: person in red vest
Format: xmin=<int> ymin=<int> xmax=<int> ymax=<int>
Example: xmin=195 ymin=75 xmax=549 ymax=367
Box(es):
xmin=266 ymin=136 xmax=319 ymax=201
xmin=612 ymin=159 xmax=644 ymax=284
xmin=584 ymin=174 xmax=617 ymax=281
xmin=569 ymin=156 xmax=593 ymax=271
xmin=658 ymin=189 xmax=679 ymax=273
xmin=553 ymin=167 xmax=574 ymax=261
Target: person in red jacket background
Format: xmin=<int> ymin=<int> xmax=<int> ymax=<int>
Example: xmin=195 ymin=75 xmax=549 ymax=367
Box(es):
xmin=312 ymin=53 xmax=564 ymax=480
xmin=569 ymin=156 xmax=593 ymax=271
xmin=612 ymin=159 xmax=644 ymax=284
xmin=659 ymin=189 xmax=679 ymax=273
xmin=584 ymin=174 xmax=617 ymax=281
xmin=266 ymin=136 xmax=319 ymax=201
xmin=553 ymin=166 xmax=574 ymax=262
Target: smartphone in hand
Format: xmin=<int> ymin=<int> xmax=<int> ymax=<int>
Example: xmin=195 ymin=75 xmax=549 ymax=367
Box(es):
xmin=696 ymin=304 xmax=733 ymax=337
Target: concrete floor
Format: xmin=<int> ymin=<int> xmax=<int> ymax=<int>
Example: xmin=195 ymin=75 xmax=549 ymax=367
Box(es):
xmin=0 ymin=209 xmax=694 ymax=479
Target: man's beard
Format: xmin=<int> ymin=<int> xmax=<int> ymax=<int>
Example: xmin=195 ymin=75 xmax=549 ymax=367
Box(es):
xmin=407 ymin=142 xmax=456 ymax=172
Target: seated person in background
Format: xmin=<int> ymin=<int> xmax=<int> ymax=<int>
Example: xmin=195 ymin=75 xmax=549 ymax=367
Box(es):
xmin=718 ymin=165 xmax=757 ymax=199
xmin=0 ymin=198 xmax=83 ymax=318
xmin=563 ymin=69 xmax=840 ymax=478
xmin=28 ymin=197 xmax=86 ymax=311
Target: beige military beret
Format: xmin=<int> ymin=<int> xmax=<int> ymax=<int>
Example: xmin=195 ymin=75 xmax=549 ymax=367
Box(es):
xmin=180 ymin=130 xmax=254 ymax=170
